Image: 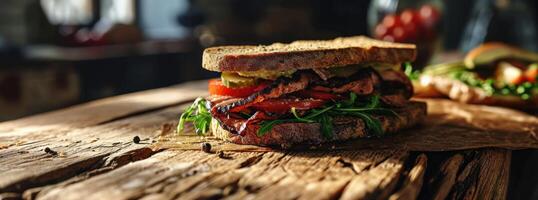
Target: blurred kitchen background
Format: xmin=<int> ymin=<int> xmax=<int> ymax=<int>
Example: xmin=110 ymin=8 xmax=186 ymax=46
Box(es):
xmin=1 ymin=0 xmax=537 ymax=121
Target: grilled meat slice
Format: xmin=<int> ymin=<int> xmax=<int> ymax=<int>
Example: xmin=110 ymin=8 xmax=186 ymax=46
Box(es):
xmin=214 ymin=72 xmax=312 ymax=113
xmin=378 ymin=70 xmax=414 ymax=107
xmin=379 ymin=69 xmax=413 ymax=98
xmin=211 ymin=110 xmax=280 ymax=136
xmin=310 ymin=68 xmax=382 ymax=95
xmin=380 ymin=92 xmax=409 ymax=107
xmin=312 ymin=68 xmax=336 ymax=80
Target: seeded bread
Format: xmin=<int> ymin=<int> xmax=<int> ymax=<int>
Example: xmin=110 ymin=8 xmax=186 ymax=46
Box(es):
xmin=211 ymin=101 xmax=426 ymax=146
xmin=203 ymin=36 xmax=416 ymax=72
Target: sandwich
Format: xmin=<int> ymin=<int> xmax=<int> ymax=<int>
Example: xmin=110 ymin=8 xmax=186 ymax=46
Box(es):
xmin=413 ymin=43 xmax=538 ymax=109
xmin=178 ymin=36 xmax=427 ymax=147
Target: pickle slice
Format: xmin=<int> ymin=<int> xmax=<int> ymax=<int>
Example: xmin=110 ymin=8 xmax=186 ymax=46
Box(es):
xmin=221 ymin=72 xmax=258 ymax=87
xmin=237 ymin=70 xmax=296 ymax=80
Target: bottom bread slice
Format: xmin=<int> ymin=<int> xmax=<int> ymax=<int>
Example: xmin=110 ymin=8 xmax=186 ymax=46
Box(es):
xmin=211 ymin=101 xmax=427 ymax=146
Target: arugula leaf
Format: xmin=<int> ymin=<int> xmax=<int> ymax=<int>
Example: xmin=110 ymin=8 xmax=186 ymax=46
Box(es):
xmin=302 ymin=105 xmax=335 ymax=120
xmin=345 ymin=92 xmax=357 ymax=106
xmin=317 ymin=114 xmax=333 ymax=138
xmin=350 ymin=112 xmax=383 ymax=136
xmin=291 ymin=107 xmax=315 ymax=123
xmin=448 ymin=67 xmax=538 ymax=100
xmin=258 ymin=93 xmax=396 ymax=139
xmin=257 ymin=119 xmax=291 ymax=136
xmin=177 ymin=97 xmax=212 ymax=135
xmin=349 ymin=92 xmax=357 ymax=104
xmin=333 ymin=107 xmax=397 ymax=116
xmin=404 ymin=62 xmax=421 ymax=80
xmin=425 ymin=62 xmax=538 ymax=100
xmin=364 ymin=95 xmax=379 ymax=108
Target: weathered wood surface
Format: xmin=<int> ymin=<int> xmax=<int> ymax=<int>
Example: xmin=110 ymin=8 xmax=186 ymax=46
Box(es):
xmin=0 ymin=80 xmax=208 ymax=144
xmin=0 ymin=80 xmax=531 ymax=199
xmin=155 ymin=98 xmax=538 ymax=152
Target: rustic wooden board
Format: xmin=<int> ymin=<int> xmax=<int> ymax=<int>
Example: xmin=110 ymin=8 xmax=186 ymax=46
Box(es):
xmin=155 ymin=98 xmax=538 ymax=152
xmin=420 ymin=149 xmax=511 ymax=200
xmin=0 ymin=80 xmax=208 ymax=145
xmin=0 ymin=105 xmax=183 ymax=194
xmin=0 ymin=81 xmax=208 ymax=196
xmin=29 ymin=150 xmax=409 ymax=200
xmin=0 ymin=80 xmax=530 ymax=199
xmin=330 ymin=98 xmax=538 ymax=151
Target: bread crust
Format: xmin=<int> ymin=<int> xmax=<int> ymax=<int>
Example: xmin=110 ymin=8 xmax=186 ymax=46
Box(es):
xmin=211 ymin=101 xmax=426 ymax=146
xmin=203 ymin=36 xmax=416 ymax=72
xmin=415 ymin=75 xmax=538 ymax=109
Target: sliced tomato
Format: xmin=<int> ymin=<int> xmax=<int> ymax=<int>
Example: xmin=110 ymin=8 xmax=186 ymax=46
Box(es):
xmin=208 ymin=79 xmax=267 ymax=98
xmin=525 ymin=64 xmax=538 ymax=83
xmin=296 ymin=90 xmax=343 ymax=101
xmin=251 ymin=99 xmax=326 ymax=114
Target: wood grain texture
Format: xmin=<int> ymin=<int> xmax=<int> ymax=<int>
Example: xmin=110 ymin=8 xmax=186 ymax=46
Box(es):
xmin=426 ymin=154 xmax=464 ymax=200
xmin=389 ymin=154 xmax=427 ymax=200
xmin=0 ymin=104 xmax=187 ymax=193
xmin=0 ymin=81 xmax=527 ymax=199
xmin=422 ymin=149 xmax=511 ymax=200
xmin=0 ymin=80 xmax=207 ymax=145
xmin=155 ymin=98 xmax=538 ymax=152
xmin=295 ymin=98 xmax=538 ymax=151
xmin=34 ymin=150 xmax=410 ymax=200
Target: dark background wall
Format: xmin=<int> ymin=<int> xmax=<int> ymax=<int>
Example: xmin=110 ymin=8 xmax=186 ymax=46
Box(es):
xmin=0 ymin=0 xmax=536 ymax=120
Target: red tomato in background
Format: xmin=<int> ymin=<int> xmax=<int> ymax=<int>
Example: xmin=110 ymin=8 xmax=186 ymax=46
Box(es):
xmin=400 ymin=9 xmax=421 ymax=26
xmin=374 ymin=24 xmax=389 ymax=39
xmin=381 ymin=14 xmax=402 ymax=31
xmin=374 ymin=4 xmax=440 ymax=43
xmin=525 ymin=65 xmax=538 ymax=83
xmin=208 ymin=79 xmax=267 ymax=98
xmin=399 ymin=9 xmax=420 ymax=41
xmin=378 ymin=14 xmax=403 ymax=42
xmin=419 ymin=5 xmax=440 ymax=30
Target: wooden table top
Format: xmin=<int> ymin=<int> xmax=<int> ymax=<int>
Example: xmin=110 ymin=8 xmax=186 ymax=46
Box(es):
xmin=1 ymin=80 xmax=536 ymax=200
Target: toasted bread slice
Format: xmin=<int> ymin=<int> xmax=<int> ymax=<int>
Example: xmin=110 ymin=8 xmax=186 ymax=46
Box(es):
xmin=211 ymin=101 xmax=426 ymax=147
xmin=415 ymin=75 xmax=538 ymax=109
xmin=203 ymin=36 xmax=416 ymax=72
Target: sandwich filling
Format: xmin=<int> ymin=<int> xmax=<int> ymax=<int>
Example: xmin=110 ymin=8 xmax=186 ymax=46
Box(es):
xmin=413 ymin=43 xmax=538 ymax=102
xmin=415 ymin=59 xmax=538 ymax=100
xmin=179 ymin=63 xmax=414 ymax=139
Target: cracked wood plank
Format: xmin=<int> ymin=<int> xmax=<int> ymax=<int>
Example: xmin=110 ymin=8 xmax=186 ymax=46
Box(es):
xmin=33 ymin=150 xmax=412 ymax=200
xmin=454 ymin=149 xmax=511 ymax=200
xmin=424 ymin=153 xmax=464 ymax=200
xmin=388 ymin=154 xmax=427 ymax=200
xmin=423 ymin=149 xmax=511 ymax=200
xmin=339 ymin=151 xmax=408 ymax=200
xmin=0 ymin=103 xmax=191 ymax=194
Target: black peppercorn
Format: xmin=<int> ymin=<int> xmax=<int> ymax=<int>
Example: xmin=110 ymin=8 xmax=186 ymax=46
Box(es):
xmin=201 ymin=142 xmax=211 ymax=153
xmin=133 ymin=136 xmax=141 ymax=144
xmin=44 ymin=147 xmax=58 ymax=155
